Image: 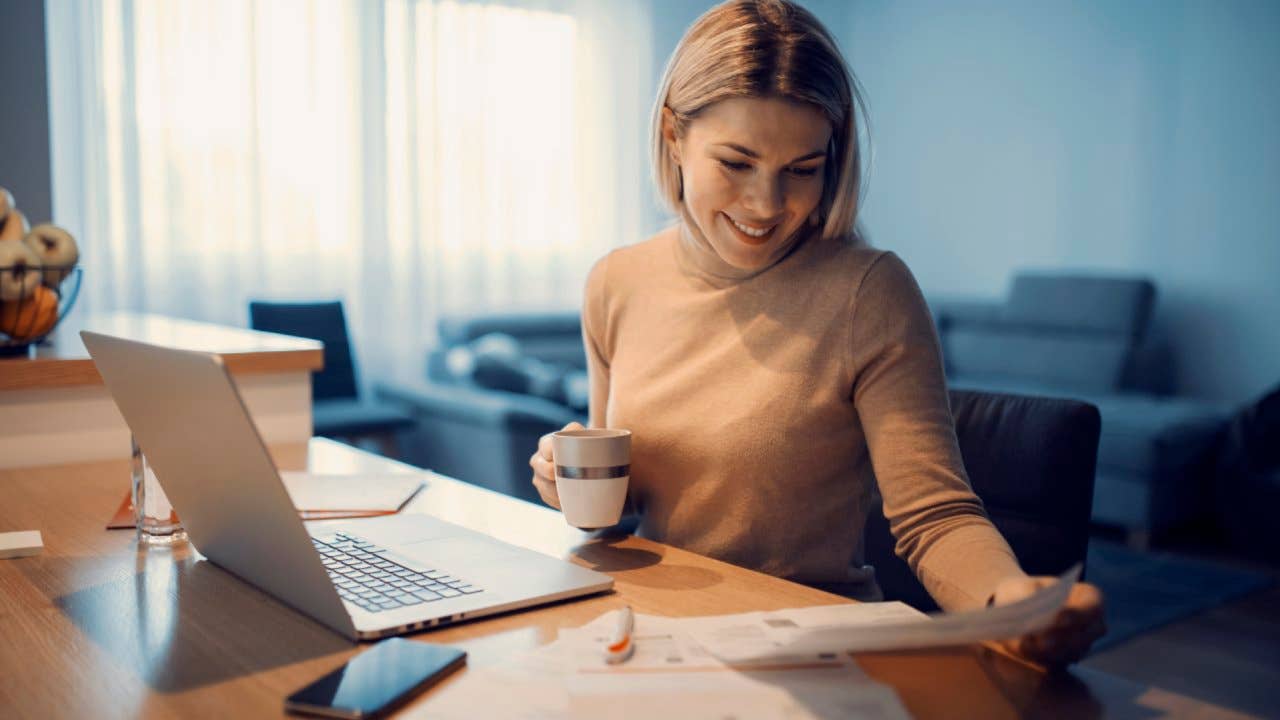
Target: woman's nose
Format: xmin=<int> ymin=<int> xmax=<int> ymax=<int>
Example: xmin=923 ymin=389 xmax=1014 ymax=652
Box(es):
xmin=742 ymin=174 xmax=785 ymax=217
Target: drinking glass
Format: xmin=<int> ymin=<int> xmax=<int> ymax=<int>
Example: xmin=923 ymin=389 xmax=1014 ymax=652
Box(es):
xmin=131 ymin=435 xmax=187 ymax=545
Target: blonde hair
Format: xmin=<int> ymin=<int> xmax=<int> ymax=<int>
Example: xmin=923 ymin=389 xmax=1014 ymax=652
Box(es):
xmin=652 ymin=0 xmax=869 ymax=244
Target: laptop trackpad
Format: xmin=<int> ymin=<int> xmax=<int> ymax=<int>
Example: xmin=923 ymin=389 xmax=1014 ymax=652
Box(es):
xmin=398 ymin=535 xmax=520 ymax=571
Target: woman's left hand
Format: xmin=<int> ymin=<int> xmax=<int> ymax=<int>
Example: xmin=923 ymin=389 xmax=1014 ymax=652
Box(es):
xmin=991 ymin=577 xmax=1106 ymax=669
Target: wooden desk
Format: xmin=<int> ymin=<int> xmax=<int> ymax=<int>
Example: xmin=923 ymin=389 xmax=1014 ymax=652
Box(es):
xmin=0 ymin=313 xmax=322 ymax=469
xmin=0 ymin=440 xmax=1248 ymax=719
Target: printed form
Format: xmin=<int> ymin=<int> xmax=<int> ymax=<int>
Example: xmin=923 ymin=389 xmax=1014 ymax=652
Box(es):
xmin=411 ymin=566 xmax=1079 ymax=719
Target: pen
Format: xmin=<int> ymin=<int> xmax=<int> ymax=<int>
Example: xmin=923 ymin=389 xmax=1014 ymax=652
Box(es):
xmin=603 ymin=605 xmax=636 ymax=664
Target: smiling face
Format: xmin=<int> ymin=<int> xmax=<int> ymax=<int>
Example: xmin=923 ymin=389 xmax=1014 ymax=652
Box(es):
xmin=665 ymin=96 xmax=832 ymax=271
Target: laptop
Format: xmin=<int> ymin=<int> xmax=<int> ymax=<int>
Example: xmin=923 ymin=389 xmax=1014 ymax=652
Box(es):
xmin=81 ymin=330 xmax=613 ymax=641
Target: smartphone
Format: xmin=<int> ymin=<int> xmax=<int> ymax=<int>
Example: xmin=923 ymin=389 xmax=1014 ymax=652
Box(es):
xmin=285 ymin=638 xmax=466 ymax=719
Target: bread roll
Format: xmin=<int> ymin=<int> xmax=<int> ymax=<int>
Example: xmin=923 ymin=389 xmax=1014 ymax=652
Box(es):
xmin=24 ymin=224 xmax=79 ymax=286
xmin=0 ymin=239 xmax=42 ymax=301
xmin=0 ymin=208 xmax=30 ymax=242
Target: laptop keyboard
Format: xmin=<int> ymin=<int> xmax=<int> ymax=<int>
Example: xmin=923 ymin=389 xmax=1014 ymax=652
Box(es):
xmin=311 ymin=531 xmax=483 ymax=614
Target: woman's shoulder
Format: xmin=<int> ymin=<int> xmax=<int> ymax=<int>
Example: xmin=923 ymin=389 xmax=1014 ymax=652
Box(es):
xmin=587 ymin=226 xmax=680 ymax=285
xmin=806 ymin=235 xmax=896 ymax=282
xmin=801 ymin=239 xmax=927 ymax=311
xmin=616 ymin=225 xmax=680 ymax=264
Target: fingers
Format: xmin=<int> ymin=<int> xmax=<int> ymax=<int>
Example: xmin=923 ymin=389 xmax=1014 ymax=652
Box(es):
xmin=1050 ymin=583 xmax=1106 ymax=634
xmin=1002 ymin=580 xmax=1107 ymax=669
xmin=530 ymin=421 xmax=584 ymax=511
xmin=532 ymin=473 xmax=561 ymax=510
xmin=992 ymin=575 xmax=1055 ymax=606
xmin=529 ymin=451 xmax=560 ymax=509
xmin=1026 ymin=611 xmax=1107 ymax=667
xmin=1066 ymin=582 xmax=1104 ymax=616
xmin=537 ymin=421 xmax=583 ymax=462
xmin=530 ymin=453 xmax=555 ymax=482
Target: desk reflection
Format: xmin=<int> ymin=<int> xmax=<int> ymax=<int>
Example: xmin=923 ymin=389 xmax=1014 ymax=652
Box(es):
xmin=56 ymin=548 xmax=350 ymax=693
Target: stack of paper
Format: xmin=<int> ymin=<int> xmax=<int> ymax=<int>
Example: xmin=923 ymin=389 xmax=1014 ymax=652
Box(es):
xmin=409 ymin=566 xmax=1081 ymax=718
xmin=691 ymin=565 xmax=1081 ymax=663
xmin=409 ymin=605 xmax=920 ymax=720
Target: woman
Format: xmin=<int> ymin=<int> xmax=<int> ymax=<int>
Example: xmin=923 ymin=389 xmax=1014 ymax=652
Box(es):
xmin=530 ymin=0 xmax=1104 ymax=667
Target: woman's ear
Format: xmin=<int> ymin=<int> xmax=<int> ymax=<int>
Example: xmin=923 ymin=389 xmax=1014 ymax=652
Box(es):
xmin=661 ymin=106 xmax=682 ymax=165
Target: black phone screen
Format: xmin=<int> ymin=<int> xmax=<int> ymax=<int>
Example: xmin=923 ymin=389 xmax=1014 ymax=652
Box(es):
xmin=285 ymin=638 xmax=466 ymax=719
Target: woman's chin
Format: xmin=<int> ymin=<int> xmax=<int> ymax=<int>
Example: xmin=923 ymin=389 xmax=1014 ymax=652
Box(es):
xmin=709 ymin=241 xmax=773 ymax=271
xmin=712 ymin=229 xmax=796 ymax=271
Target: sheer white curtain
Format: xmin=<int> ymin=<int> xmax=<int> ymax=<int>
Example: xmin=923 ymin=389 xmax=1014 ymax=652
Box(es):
xmin=46 ymin=0 xmax=652 ymax=383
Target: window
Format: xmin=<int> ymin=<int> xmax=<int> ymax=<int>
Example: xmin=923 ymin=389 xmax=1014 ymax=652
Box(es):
xmin=48 ymin=0 xmax=651 ymax=379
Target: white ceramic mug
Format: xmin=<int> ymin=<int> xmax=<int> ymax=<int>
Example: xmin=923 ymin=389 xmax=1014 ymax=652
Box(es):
xmin=552 ymin=428 xmax=631 ymax=529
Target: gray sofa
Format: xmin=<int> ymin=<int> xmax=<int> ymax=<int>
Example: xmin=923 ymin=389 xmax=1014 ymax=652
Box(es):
xmin=375 ymin=314 xmax=587 ymax=505
xmin=933 ymin=273 xmax=1227 ymax=547
xmin=376 ymin=274 xmax=1228 ymax=546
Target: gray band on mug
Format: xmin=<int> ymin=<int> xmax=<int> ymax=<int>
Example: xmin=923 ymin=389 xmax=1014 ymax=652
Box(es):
xmin=556 ymin=464 xmax=630 ymax=479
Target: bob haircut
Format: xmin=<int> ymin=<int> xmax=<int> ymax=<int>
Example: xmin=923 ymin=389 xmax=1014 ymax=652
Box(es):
xmin=651 ymin=0 xmax=869 ymax=244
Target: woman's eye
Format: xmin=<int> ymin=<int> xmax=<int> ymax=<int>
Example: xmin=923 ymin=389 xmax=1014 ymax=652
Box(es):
xmin=788 ymin=166 xmax=820 ymax=177
xmin=718 ymin=159 xmax=751 ymax=172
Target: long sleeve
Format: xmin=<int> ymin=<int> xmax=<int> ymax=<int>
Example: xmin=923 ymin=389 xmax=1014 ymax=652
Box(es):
xmin=582 ymin=253 xmax=611 ymax=429
xmin=850 ymin=252 xmax=1026 ymax=610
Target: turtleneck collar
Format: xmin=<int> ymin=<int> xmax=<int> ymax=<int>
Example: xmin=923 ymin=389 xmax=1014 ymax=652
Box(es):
xmin=673 ymin=207 xmax=815 ymax=285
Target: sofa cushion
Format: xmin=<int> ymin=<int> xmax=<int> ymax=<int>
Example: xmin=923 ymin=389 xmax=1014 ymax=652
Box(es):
xmin=945 ymin=326 xmax=1129 ymax=394
xmin=1088 ymin=395 xmax=1227 ymax=479
xmin=434 ymin=331 xmax=585 ymax=412
xmin=563 ymin=370 xmax=590 ymax=412
xmin=1007 ymin=274 xmax=1155 ymax=339
xmin=437 ymin=312 xmax=586 ymax=369
xmin=950 ymin=375 xmax=1228 ymax=483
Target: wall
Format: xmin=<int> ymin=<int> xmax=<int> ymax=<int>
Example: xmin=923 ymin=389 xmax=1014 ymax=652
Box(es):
xmin=845 ymin=0 xmax=1280 ymax=406
xmin=0 ymin=0 xmax=53 ymax=225
xmin=22 ymin=0 xmax=1278 ymax=405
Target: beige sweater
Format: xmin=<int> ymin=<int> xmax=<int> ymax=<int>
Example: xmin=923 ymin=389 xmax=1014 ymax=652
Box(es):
xmin=582 ymin=223 xmax=1026 ymax=611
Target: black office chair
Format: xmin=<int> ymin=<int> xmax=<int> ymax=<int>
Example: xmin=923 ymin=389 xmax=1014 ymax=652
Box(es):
xmin=249 ymin=300 xmax=415 ymax=456
xmin=863 ymin=389 xmax=1101 ymax=612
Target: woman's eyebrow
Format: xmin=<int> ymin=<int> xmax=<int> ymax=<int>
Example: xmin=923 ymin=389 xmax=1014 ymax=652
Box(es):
xmin=714 ymin=143 xmax=826 ymax=163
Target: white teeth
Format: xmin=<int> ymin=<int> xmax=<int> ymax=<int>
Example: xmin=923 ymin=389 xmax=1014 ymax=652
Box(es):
xmin=730 ymin=217 xmax=773 ymax=238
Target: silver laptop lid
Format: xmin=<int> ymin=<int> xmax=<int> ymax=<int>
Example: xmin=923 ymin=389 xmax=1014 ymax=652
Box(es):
xmin=81 ymin=330 xmax=356 ymax=639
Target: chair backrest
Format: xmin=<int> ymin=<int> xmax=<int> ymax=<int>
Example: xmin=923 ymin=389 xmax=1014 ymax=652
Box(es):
xmin=863 ymin=389 xmax=1101 ymax=612
xmin=941 ymin=273 xmax=1155 ymax=394
xmin=249 ymin=300 xmax=359 ymax=401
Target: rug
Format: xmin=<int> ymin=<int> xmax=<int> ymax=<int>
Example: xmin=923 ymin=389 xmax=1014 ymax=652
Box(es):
xmin=1085 ymin=539 xmax=1274 ymax=651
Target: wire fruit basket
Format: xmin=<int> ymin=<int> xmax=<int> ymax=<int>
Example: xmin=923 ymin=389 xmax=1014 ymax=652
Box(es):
xmin=0 ymin=265 xmax=82 ymax=358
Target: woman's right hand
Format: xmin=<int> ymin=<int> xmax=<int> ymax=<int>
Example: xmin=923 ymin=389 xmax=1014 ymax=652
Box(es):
xmin=529 ymin=421 xmax=584 ymax=510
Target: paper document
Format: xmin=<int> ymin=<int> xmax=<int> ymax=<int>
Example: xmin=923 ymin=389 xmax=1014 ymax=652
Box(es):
xmin=280 ymin=472 xmax=423 ymax=513
xmin=410 ymin=606 xmax=914 ymax=720
xmin=693 ymin=564 xmax=1082 ymax=662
